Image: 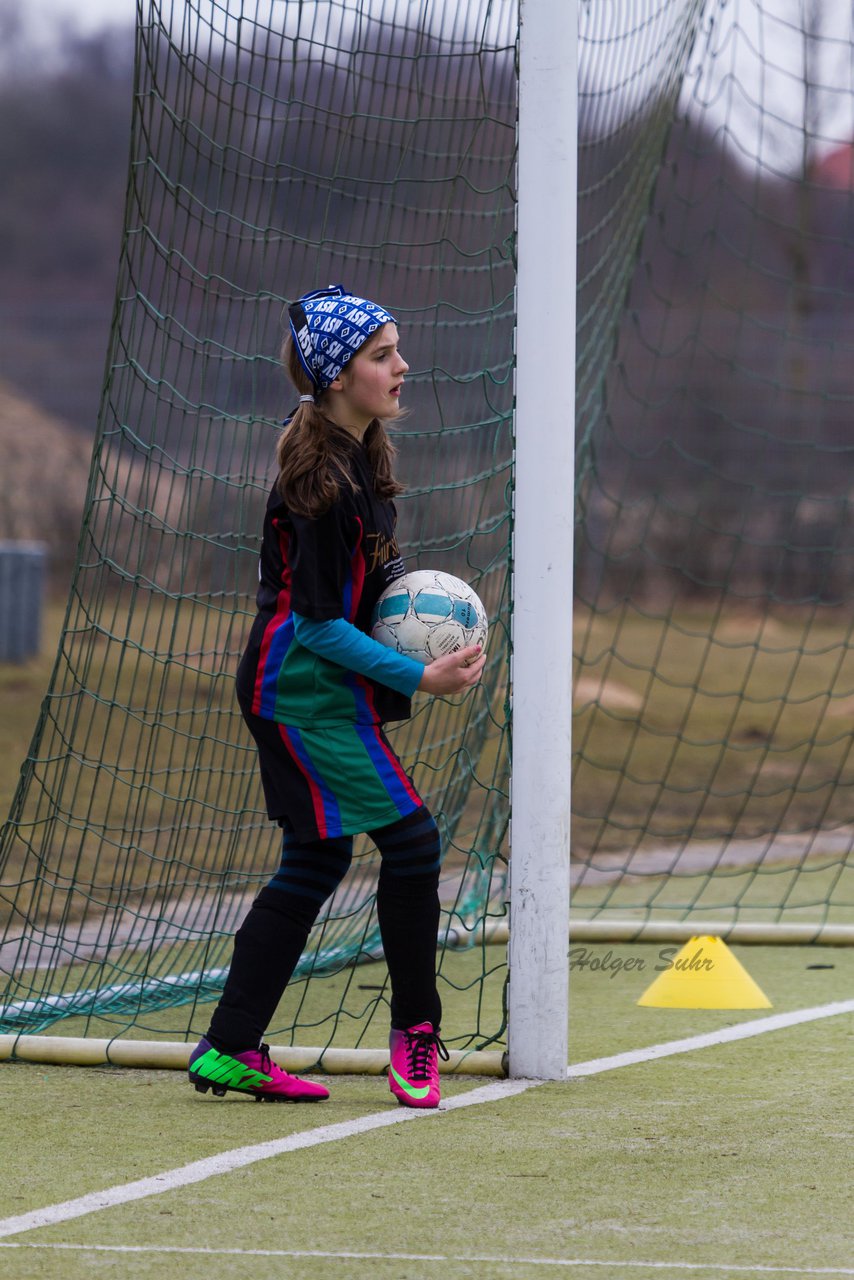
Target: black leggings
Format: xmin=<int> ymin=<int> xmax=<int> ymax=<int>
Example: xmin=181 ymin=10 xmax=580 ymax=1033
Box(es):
xmin=206 ymin=806 xmax=442 ymax=1051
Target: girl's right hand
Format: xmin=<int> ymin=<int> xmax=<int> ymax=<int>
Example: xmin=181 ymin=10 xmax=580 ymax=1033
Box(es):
xmin=417 ymin=645 xmax=485 ymax=695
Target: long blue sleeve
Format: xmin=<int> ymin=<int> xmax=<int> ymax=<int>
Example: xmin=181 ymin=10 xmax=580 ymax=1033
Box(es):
xmin=292 ymin=612 xmax=425 ymax=697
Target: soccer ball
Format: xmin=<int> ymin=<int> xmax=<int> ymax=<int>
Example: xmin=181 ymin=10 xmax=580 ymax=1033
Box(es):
xmin=371 ymin=570 xmax=488 ymax=665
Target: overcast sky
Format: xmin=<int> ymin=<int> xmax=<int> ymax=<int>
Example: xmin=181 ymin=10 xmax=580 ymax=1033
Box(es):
xmin=40 ymin=0 xmax=132 ymax=27
xmin=23 ymin=0 xmax=854 ymax=172
xmin=28 ymin=0 xmax=133 ymax=38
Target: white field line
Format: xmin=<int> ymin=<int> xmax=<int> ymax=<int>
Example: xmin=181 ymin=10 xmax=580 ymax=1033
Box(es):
xmin=1 ymin=1000 xmax=853 ymax=1242
xmin=567 ymin=999 xmax=854 ymax=1077
xmin=0 ymin=1079 xmax=534 ymax=1240
xmin=0 ymin=1245 xmax=852 ymax=1276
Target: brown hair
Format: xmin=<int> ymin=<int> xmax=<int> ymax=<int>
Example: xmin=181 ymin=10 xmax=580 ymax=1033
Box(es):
xmin=276 ymin=331 xmax=405 ymax=519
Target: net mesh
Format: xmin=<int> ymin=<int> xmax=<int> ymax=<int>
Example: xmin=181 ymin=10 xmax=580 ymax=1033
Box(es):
xmin=574 ymin=0 xmax=854 ymax=931
xmin=4 ymin=0 xmax=854 ymax=1049
xmin=0 ymin=0 xmax=516 ymax=1045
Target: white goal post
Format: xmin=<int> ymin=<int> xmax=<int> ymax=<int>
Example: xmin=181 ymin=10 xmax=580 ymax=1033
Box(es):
xmin=508 ymin=0 xmax=577 ymax=1080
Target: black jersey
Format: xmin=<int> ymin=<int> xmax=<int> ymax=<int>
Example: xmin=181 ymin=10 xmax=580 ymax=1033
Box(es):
xmin=236 ymin=434 xmax=409 ymax=727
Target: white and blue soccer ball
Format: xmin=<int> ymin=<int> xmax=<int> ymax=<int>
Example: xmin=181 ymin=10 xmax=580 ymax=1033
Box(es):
xmin=371 ymin=570 xmax=488 ymax=665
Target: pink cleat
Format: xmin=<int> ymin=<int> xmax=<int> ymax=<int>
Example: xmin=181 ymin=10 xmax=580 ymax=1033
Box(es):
xmin=388 ymin=1022 xmax=448 ymax=1109
xmin=188 ymin=1038 xmax=329 ymax=1102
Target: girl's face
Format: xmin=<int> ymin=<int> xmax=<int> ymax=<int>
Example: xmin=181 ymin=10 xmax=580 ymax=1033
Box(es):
xmin=329 ymin=323 xmax=409 ymax=433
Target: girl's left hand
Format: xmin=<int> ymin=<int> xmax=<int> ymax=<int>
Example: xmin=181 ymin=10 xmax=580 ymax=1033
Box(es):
xmin=417 ymin=645 xmax=485 ymax=695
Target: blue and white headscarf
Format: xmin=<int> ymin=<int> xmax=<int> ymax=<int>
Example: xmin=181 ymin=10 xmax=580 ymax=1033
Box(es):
xmin=287 ymin=284 xmax=396 ymax=393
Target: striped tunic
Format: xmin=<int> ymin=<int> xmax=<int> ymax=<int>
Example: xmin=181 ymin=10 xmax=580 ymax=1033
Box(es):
xmin=235 ymin=434 xmax=423 ymax=839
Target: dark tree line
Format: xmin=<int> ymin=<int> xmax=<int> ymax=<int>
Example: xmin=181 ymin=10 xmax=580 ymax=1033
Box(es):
xmin=0 ymin=18 xmax=133 ymax=431
xmin=2 ymin=11 xmax=854 ymax=605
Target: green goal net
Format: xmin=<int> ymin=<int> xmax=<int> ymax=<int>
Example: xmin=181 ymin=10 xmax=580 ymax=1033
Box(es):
xmin=573 ymin=0 xmax=854 ymax=939
xmin=0 ymin=1 xmax=516 ymax=1056
xmin=3 ymin=0 xmax=854 ymax=1064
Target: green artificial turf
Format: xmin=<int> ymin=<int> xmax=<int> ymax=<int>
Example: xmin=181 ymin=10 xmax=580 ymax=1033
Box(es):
xmin=3 ymin=944 xmax=853 ymax=1279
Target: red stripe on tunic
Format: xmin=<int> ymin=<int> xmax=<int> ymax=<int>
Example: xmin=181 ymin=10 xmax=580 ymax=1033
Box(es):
xmin=276 ymin=723 xmax=329 ymax=840
xmin=342 ymin=515 xmax=382 ymax=720
xmin=252 ymin=521 xmax=291 ymax=715
xmin=348 ymin=517 xmax=366 ymax=621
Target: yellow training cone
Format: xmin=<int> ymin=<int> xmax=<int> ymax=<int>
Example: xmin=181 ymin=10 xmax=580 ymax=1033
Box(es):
xmin=637 ymin=936 xmax=772 ymax=1009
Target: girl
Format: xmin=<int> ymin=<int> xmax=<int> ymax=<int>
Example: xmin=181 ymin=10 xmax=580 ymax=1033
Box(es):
xmin=189 ymin=285 xmax=485 ymax=1109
